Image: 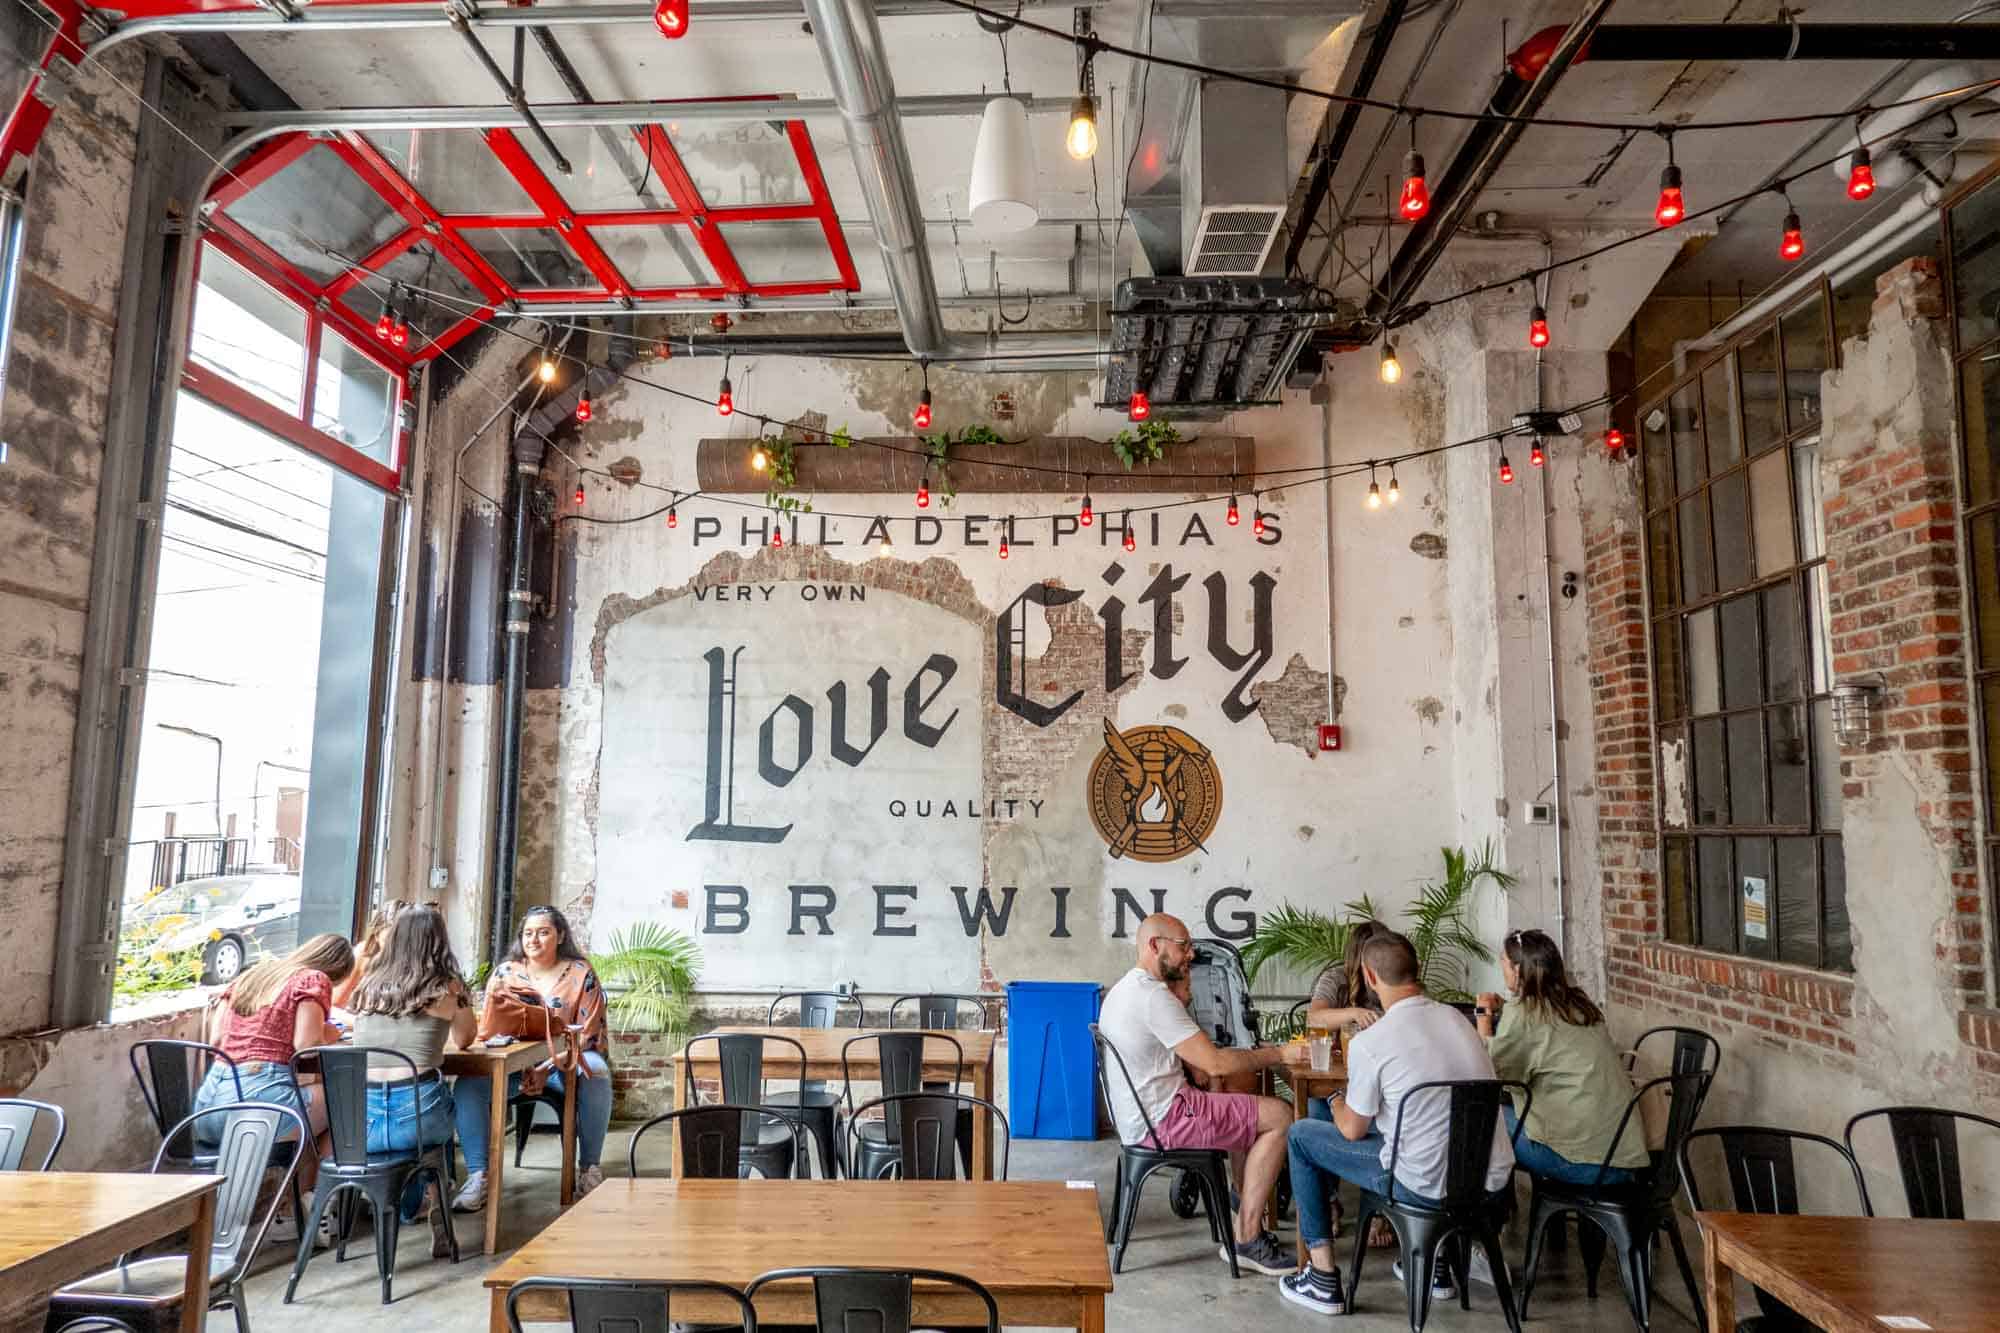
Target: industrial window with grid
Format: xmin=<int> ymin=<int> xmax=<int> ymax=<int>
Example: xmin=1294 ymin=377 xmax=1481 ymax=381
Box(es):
xmin=1640 ymin=289 xmax=1850 ymax=972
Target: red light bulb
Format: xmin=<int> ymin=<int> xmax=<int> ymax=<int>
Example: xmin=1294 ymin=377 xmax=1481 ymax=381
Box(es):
xmin=1399 ymin=150 xmax=1429 ymax=221
xmin=1779 ymin=210 xmax=1805 ymax=262
xmin=391 ymin=319 xmax=409 ymax=349
xmin=916 ymin=478 xmax=930 ymax=509
xmin=913 ymin=389 xmax=932 ymax=430
xmin=573 ymin=483 xmax=585 ymax=506
xmin=1848 ymin=146 xmax=1875 ymax=200
xmin=1528 ymin=306 xmax=1550 ymax=349
xmin=575 ymin=393 xmax=592 ymax=424
xmin=1080 ymin=494 xmax=1093 ymax=527
xmin=1252 ymin=511 xmax=1266 ymax=537
xmin=1122 ymin=524 xmax=1136 ymax=553
xmin=667 ymin=506 xmax=678 ymax=528
xmin=1226 ymin=495 xmax=1240 ymax=527
xmin=771 ymin=525 xmax=784 ymax=549
xmin=1128 ymin=390 xmax=1150 ymax=422
xmin=998 ymin=536 xmax=1010 ymax=560
xmin=375 ymin=310 xmax=392 ymax=341
xmin=1530 ymin=442 xmax=1545 ymax=469
xmin=1498 ymin=455 xmax=1515 ymax=485
xmin=716 ymin=377 xmax=733 ymax=417
xmin=1606 ymin=427 xmax=1626 ymax=455
xmin=652 ymin=0 xmax=687 ymax=37
xmin=1655 ymin=164 xmax=1685 ymax=227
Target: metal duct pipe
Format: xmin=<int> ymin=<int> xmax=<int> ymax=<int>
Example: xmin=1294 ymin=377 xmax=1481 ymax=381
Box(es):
xmin=1283 ymin=0 xmax=1407 ymax=278
xmin=216 ymin=93 xmax=1071 ymax=130
xmin=487 ymin=434 xmax=539 ymax=969
xmin=1509 ymin=21 xmax=2000 ymax=69
xmin=1370 ymin=1 xmax=1615 ymax=324
xmin=801 ymin=0 xmax=1098 ymax=368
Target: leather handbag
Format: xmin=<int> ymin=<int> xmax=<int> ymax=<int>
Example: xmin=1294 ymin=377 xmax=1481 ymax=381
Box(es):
xmin=476 ymin=985 xmax=580 ymax=1076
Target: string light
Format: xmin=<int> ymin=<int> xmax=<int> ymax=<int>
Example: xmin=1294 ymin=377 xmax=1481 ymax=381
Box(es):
xmin=1605 ymin=426 xmax=1627 ymax=455
xmin=716 ymin=374 xmax=734 ymax=417
xmin=750 ymin=444 xmax=768 ymax=472
xmin=916 ymin=471 xmax=931 ymax=509
xmin=1226 ymin=492 xmax=1240 ymax=527
xmin=667 ymin=503 xmax=678 ymax=528
xmin=538 ymin=353 xmax=557 ymax=384
xmin=1379 ymin=340 xmax=1402 ymax=385
xmin=1067 ymin=25 xmax=1098 ymax=160
xmin=1365 ymin=478 xmax=1382 ymax=510
xmin=575 ymin=389 xmax=593 ymax=424
xmin=879 ymin=536 xmax=894 ymax=557
xmin=1498 ymin=452 xmax=1516 ymax=485
xmin=1252 ymin=509 xmax=1266 ymax=537
xmin=1655 ymin=135 xmax=1685 ymax=227
xmin=1387 ymin=468 xmax=1401 ymax=505
xmin=1128 ymin=390 xmax=1150 ymax=422
xmin=771 ymin=524 xmax=784 ymax=548
xmin=573 ymin=481 xmax=585 ymax=506
xmin=1080 ymin=479 xmax=1094 ymax=527
xmin=652 ymin=0 xmax=688 ymax=37
xmin=1779 ymin=202 xmax=1805 ymax=262
xmin=1122 ymin=517 xmax=1136 ymax=552
xmin=1847 ymin=142 xmax=1876 ymax=200
xmin=914 ymin=360 xmax=932 ymax=429
xmin=1399 ymin=117 xmax=1429 ymax=220
xmin=1528 ymin=305 xmax=1550 ymax=349
xmin=390 ymin=306 xmax=409 ymax=349
xmin=998 ymin=533 xmax=1011 ymax=559
xmin=375 ymin=284 xmax=394 ymax=342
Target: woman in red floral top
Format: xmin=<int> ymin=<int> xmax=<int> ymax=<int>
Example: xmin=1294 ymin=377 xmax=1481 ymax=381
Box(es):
xmin=450 ymin=906 xmax=613 ymax=1210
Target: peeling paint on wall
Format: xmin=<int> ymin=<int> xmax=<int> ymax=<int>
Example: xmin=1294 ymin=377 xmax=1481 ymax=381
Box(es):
xmin=1413 ymin=695 xmax=1444 ymax=727
xmin=1247 ymin=652 xmax=1332 ymax=757
xmin=1410 ymin=532 xmax=1448 ymax=560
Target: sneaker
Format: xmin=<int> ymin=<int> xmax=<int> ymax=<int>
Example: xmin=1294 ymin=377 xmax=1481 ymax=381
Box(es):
xmin=1466 ymin=1246 xmax=1507 ymax=1288
xmin=452 ymin=1171 xmax=488 ymax=1213
xmin=577 ymin=1165 xmax=605 ymax=1197
xmin=1223 ymin=1232 xmax=1294 ymax=1277
xmin=1280 ymin=1268 xmax=1349 ymax=1316
xmin=1392 ymin=1258 xmax=1456 ymax=1300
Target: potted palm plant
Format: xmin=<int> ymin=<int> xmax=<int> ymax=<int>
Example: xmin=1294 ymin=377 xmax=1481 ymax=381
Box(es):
xmin=588 ymin=922 xmax=702 ymax=1043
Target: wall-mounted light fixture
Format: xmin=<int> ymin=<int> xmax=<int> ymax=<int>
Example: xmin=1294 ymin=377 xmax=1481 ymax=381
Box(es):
xmin=1831 ymin=673 xmax=1886 ymax=747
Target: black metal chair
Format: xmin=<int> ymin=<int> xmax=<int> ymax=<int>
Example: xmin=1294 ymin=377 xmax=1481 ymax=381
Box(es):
xmin=1844 ymin=1105 xmax=2000 ymax=1219
xmin=846 ymin=1092 xmax=1010 ymax=1181
xmin=886 ymin=993 xmax=994 ymax=1031
xmin=745 ymin=1266 xmax=999 ymax=1333
xmin=627 ymin=1103 xmax=812 ymax=1179
xmin=1345 ymin=1079 xmax=1528 ymax=1333
xmin=841 ymin=1031 xmax=963 ymax=1184
xmin=1626 ymin=1026 xmax=1722 ymax=1113
xmin=1517 ymin=1068 xmax=1712 ymax=1332
xmin=1680 ymin=1125 xmax=1869 ymax=1332
xmin=129 ymin=1038 xmax=310 ymax=1232
xmin=764 ymin=990 xmax=865 ymax=1178
xmin=1284 ymin=998 xmax=1313 ymax=1038
xmin=684 ymin=1033 xmax=810 ymax=1180
xmin=47 ymin=1101 xmax=307 ymax=1333
xmin=505 ymin=1276 xmax=759 ymax=1333
xmin=1089 ymin=1023 xmax=1238 ymax=1278
xmin=0 ymin=1096 xmax=65 ymax=1170
xmin=282 ymin=1045 xmax=459 ymax=1305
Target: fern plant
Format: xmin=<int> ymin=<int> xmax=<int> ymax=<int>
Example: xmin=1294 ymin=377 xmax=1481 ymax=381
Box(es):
xmin=1241 ymin=903 xmax=1358 ymax=987
xmin=589 ymin=923 xmax=702 ymax=1040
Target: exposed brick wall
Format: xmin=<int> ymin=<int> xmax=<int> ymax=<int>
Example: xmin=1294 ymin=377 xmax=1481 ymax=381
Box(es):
xmin=1587 ymin=522 xmax=1660 ymax=987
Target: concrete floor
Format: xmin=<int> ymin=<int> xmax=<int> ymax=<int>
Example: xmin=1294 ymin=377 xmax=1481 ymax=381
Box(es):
xmin=226 ymin=1126 xmax=1705 ymax=1331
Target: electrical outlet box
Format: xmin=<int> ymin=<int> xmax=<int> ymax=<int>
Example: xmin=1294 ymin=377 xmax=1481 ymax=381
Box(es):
xmin=1318 ymin=724 xmax=1341 ymax=752
xmin=1526 ymin=802 xmax=1554 ymax=825
xmin=428 ymin=865 xmax=449 ymax=891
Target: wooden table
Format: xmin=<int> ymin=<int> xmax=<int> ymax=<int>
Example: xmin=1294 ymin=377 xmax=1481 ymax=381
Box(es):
xmin=0 ymin=1172 xmax=221 ymax=1331
xmin=484 ymin=1178 xmax=1112 ymax=1333
xmin=671 ymin=1027 xmax=1000 ymax=1180
xmin=1275 ymin=1052 xmax=1347 ymax=1265
xmin=442 ymin=1039 xmax=579 ymax=1255
xmin=1697 ymin=1211 xmax=2000 ymax=1333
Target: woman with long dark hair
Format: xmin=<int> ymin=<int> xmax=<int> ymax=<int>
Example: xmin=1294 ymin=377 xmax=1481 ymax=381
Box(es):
xmin=450 ymin=905 xmax=614 ymax=1211
xmin=348 ymin=904 xmax=475 ymax=1255
xmin=1476 ymin=929 xmax=1647 ymax=1184
xmin=1305 ymin=918 xmax=1388 ymax=1034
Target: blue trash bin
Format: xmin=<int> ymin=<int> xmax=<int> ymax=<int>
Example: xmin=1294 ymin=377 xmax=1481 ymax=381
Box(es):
xmin=1005 ymin=981 xmax=1102 ymax=1140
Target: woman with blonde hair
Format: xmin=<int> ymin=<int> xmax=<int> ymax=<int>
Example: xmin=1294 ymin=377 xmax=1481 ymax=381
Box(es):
xmin=332 ymin=898 xmax=408 ymax=1009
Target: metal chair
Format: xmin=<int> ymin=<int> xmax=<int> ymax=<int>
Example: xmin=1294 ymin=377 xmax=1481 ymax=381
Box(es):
xmin=505 ymin=1276 xmax=758 ymax=1333
xmin=1517 ymin=1069 xmax=1712 ymax=1332
xmin=1347 ymin=1079 xmax=1529 ymax=1333
xmin=46 ymin=1101 xmax=307 ymax=1333
xmin=627 ymin=1103 xmax=811 ymax=1179
xmin=684 ymin=1033 xmax=810 ymax=1180
xmin=846 ymin=1092 xmax=1010 ymax=1181
xmin=129 ymin=1039 xmax=243 ymax=1164
xmin=0 ymin=1096 xmax=65 ymax=1170
xmin=1089 ymin=1023 xmax=1239 ymax=1278
xmin=1844 ymin=1105 xmax=2000 ymax=1219
xmin=840 ymin=1031 xmax=963 ymax=1184
xmin=765 ymin=990 xmax=864 ymax=1177
xmin=745 ymin=1266 xmax=999 ymax=1333
xmin=282 ymin=1045 xmax=459 ymax=1305
xmin=1626 ymin=1025 xmax=1722 ymax=1114
xmin=1680 ymin=1125 xmax=1869 ymax=1332
xmin=1284 ymin=997 xmax=1312 ymax=1038
xmin=886 ymin=993 xmax=994 ymax=1031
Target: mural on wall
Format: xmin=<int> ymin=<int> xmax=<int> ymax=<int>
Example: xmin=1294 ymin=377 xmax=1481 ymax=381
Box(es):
xmin=589 ymin=515 xmax=1336 ymax=990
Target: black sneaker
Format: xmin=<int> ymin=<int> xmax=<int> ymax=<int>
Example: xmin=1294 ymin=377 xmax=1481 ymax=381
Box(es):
xmin=1280 ymin=1267 xmax=1348 ymax=1315
xmin=1224 ymin=1232 xmax=1293 ymax=1276
xmin=1391 ymin=1257 xmax=1455 ymax=1300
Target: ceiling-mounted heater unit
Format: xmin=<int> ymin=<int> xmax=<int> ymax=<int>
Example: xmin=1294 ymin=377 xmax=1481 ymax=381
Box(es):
xmin=1182 ymin=82 xmax=1287 ymax=277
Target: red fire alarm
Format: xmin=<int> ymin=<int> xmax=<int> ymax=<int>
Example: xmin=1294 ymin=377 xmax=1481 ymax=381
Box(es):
xmin=1318 ymin=724 xmax=1342 ymax=752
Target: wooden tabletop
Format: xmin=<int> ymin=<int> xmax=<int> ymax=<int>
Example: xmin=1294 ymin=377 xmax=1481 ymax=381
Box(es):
xmin=486 ymin=1179 xmax=1110 ymax=1330
xmin=439 ymin=1038 xmax=558 ymax=1077
xmin=0 ymin=1172 xmax=221 ymax=1332
xmin=1697 ymin=1211 xmax=2000 ymax=1333
xmin=683 ymin=1026 xmax=997 ymax=1071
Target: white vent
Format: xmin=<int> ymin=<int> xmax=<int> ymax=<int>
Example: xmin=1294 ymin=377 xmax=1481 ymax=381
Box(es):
xmin=1187 ymin=205 xmax=1283 ymax=277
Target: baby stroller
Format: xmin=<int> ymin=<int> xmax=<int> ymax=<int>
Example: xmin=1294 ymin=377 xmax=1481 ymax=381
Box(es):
xmin=1168 ymin=938 xmax=1287 ymax=1219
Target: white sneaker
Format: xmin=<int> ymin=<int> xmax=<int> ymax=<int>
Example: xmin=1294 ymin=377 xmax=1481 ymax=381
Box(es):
xmin=577 ymin=1165 xmax=605 ymax=1197
xmin=1466 ymin=1246 xmax=1507 ymax=1288
xmin=1392 ymin=1257 xmax=1456 ymax=1300
xmin=451 ymin=1171 xmax=488 ymax=1213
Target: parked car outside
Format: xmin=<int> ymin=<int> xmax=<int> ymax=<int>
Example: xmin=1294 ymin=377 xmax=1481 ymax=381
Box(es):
xmin=147 ymin=872 xmax=304 ymax=985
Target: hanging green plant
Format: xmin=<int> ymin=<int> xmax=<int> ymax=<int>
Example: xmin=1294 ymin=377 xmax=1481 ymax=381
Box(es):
xmin=1108 ymin=419 xmax=1183 ymax=470
xmin=916 ymin=425 xmax=1004 ymax=507
xmin=759 ymin=434 xmax=811 ymax=513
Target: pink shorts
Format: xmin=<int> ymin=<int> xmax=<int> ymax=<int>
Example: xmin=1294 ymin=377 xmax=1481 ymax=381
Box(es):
xmin=1148 ymin=1086 xmax=1260 ymax=1152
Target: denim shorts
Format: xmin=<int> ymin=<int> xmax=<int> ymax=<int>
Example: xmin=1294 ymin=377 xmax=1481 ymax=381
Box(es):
xmin=191 ymin=1061 xmax=308 ymax=1146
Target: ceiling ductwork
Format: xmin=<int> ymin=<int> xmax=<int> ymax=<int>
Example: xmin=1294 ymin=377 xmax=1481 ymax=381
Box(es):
xmin=1181 ymin=82 xmax=1290 ymax=277
xmin=1102 ymin=276 xmax=1324 ymax=415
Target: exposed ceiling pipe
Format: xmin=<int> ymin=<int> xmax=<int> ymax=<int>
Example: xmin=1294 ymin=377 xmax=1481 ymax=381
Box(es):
xmin=216 ymin=93 xmax=1072 ymax=131
xmin=1507 ymin=21 xmax=2000 ymax=70
xmin=800 ymin=0 xmax=1098 ymax=368
xmin=1282 ymin=0 xmax=1407 ymax=278
xmin=1369 ymin=0 xmax=1615 ymax=325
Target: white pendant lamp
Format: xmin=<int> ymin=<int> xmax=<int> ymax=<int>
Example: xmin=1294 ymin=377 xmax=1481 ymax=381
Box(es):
xmin=969 ymin=95 xmax=1039 ymax=232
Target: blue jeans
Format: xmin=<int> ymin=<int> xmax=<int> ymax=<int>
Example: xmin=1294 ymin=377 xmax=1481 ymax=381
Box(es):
xmin=365 ymin=1076 xmax=456 ymax=1217
xmin=454 ymin=1049 xmax=613 ymax=1171
xmin=1288 ymin=1120 xmax=1444 ymax=1249
xmin=1504 ymin=1106 xmax=1636 ymax=1187
xmin=190 ymin=1061 xmax=309 ymax=1147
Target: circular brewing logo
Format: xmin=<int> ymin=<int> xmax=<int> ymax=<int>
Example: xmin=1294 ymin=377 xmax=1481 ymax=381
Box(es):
xmin=1087 ymin=717 xmax=1224 ymax=862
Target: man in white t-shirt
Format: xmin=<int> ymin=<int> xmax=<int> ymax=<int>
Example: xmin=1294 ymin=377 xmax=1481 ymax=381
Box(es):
xmin=1278 ymin=930 xmax=1515 ymax=1317
xmin=1098 ymin=914 xmax=1296 ymax=1276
